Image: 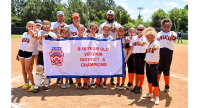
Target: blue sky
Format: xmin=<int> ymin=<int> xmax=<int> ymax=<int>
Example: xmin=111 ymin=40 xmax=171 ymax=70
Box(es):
xmin=62 ymin=0 xmax=188 ymax=21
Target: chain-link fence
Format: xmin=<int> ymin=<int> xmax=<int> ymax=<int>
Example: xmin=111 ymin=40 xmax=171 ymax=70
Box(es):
xmin=11 ymin=27 xmax=27 ymax=34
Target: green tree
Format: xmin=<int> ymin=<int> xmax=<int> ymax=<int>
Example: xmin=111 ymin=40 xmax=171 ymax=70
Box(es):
xmin=169 ymin=8 xmax=181 ymax=31
xmin=179 ymin=9 xmax=188 ymax=32
xmin=120 ymin=10 xmax=129 ymax=25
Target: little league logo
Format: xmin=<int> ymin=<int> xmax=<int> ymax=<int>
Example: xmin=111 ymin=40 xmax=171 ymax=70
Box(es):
xmin=49 ymin=47 xmax=64 ymax=66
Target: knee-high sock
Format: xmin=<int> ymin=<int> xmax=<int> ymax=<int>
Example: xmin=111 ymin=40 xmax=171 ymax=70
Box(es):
xmin=164 ymin=75 xmax=170 ymax=86
xmin=128 ymin=73 xmax=132 ymax=83
xmin=117 ymin=77 xmax=120 ymax=84
xmin=83 ymin=78 xmax=88 ymax=84
xmin=104 ymin=78 xmax=107 ymax=84
xmin=96 ymin=78 xmax=100 ymax=85
xmin=148 ymin=83 xmax=153 ymax=94
xmin=77 ymin=78 xmax=81 ymax=83
xmin=139 ymin=74 xmax=144 ymax=88
xmin=131 ymin=73 xmax=135 ymax=85
xmin=154 ymin=86 xmax=159 ymax=97
xmin=136 ymin=74 xmax=140 ymax=87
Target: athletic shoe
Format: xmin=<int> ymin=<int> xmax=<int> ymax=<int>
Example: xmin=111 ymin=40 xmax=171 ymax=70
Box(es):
xmin=103 ymin=83 xmax=107 ymax=89
xmin=135 ymin=87 xmax=142 ymax=94
xmin=119 ymin=84 xmax=124 ymax=90
xmin=90 ymin=84 xmax=96 ymax=89
xmin=95 ymin=82 xmax=100 ymax=88
xmin=110 ymin=77 xmax=115 ymax=85
xmin=130 ymin=86 xmax=137 ymax=92
xmin=143 ymin=92 xmax=153 ymax=98
xmin=77 ymin=83 xmax=82 ymax=89
xmin=33 ymin=86 xmax=40 ymax=93
xmin=69 ymin=78 xmax=73 ymax=84
xmin=22 ymin=84 xmax=29 ymax=90
xmin=83 ymin=83 xmax=89 ymax=90
xmin=164 ymin=85 xmax=169 ymax=92
xmin=115 ymin=83 xmax=120 ymax=90
xmin=43 ymin=85 xmax=49 ymax=90
xmin=65 ymin=83 xmax=70 ymax=88
xmin=29 ymin=85 xmax=34 ymax=92
xmin=125 ymin=82 xmax=132 ymax=90
xmin=61 ymin=84 xmax=67 ymax=89
xmin=155 ymin=97 xmax=159 ymax=105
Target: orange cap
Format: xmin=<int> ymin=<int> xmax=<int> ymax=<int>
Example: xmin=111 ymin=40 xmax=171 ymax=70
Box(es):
xmin=72 ymin=13 xmax=79 ymax=18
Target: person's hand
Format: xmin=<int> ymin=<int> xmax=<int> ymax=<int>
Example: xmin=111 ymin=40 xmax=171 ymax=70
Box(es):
xmin=137 ymin=38 xmax=141 ymax=45
xmin=57 ymin=34 xmax=62 ymax=39
xmin=141 ymin=41 xmax=146 ymax=46
xmin=16 ymin=54 xmax=19 ymax=61
xmin=112 ymin=24 xmax=118 ymax=32
xmin=60 ymin=23 xmax=65 ymax=28
xmin=29 ymin=30 xmax=34 ymax=36
xmin=43 ymin=34 xmax=49 ymax=38
xmin=153 ymin=45 xmax=158 ymax=51
xmin=125 ymin=58 xmax=128 ymax=63
xmin=171 ymin=32 xmax=176 ymax=40
xmin=70 ymin=35 xmax=73 ymax=38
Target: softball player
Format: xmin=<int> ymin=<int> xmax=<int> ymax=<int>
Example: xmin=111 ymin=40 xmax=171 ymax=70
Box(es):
xmin=156 ymin=18 xmax=177 ymax=92
xmin=143 ymin=27 xmax=160 ymax=105
xmin=33 ymin=20 xmax=58 ymax=93
xmin=96 ymin=24 xmax=113 ymax=89
xmin=18 ymin=21 xmax=38 ymax=92
xmin=114 ymin=26 xmax=127 ymax=90
xmin=125 ymin=24 xmax=147 ymax=94
xmin=126 ymin=28 xmax=137 ymax=90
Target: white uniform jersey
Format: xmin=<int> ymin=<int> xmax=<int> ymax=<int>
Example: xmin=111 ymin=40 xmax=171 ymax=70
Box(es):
xmin=73 ymin=35 xmax=87 ymax=38
xmin=96 ymin=34 xmax=113 ymax=40
xmin=98 ymin=21 xmax=121 ymax=39
xmin=145 ymin=40 xmax=160 ymax=62
xmin=121 ymin=38 xmax=127 ymax=58
xmin=87 ymin=33 xmax=99 ymax=38
xmin=130 ymin=35 xmax=148 ymax=53
xmin=126 ymin=35 xmax=134 ymax=46
xmin=156 ymin=31 xmax=177 ymax=51
xmin=38 ymin=30 xmax=57 ymax=51
xmin=19 ymin=32 xmax=35 ymax=52
xmin=51 ymin=21 xmax=68 ymax=35
xmin=68 ymin=24 xmax=87 ymax=36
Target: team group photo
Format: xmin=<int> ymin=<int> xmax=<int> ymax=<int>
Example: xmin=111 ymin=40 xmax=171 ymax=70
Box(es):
xmin=11 ymin=0 xmax=188 ymax=107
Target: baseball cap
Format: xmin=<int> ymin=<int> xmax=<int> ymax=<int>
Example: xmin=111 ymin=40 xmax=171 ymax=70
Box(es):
xmin=57 ymin=11 xmax=64 ymax=16
xmin=72 ymin=13 xmax=80 ymax=18
xmin=107 ymin=10 xmax=114 ymax=15
xmin=35 ymin=19 xmax=42 ymax=25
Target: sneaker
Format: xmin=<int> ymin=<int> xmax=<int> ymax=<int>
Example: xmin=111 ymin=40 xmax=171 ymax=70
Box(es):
xmin=43 ymin=85 xmax=49 ymax=90
xmin=119 ymin=84 xmax=124 ymax=90
xmin=103 ymin=83 xmax=107 ymax=89
xmin=29 ymin=85 xmax=34 ymax=92
xmin=90 ymin=84 xmax=96 ymax=88
xmin=33 ymin=86 xmax=40 ymax=93
xmin=65 ymin=83 xmax=70 ymax=88
xmin=155 ymin=97 xmax=159 ymax=105
xmin=77 ymin=83 xmax=82 ymax=89
xmin=22 ymin=84 xmax=29 ymax=90
xmin=130 ymin=86 xmax=137 ymax=92
xmin=83 ymin=83 xmax=89 ymax=90
xmin=125 ymin=82 xmax=132 ymax=90
xmin=143 ymin=92 xmax=153 ymax=98
xmin=61 ymin=84 xmax=67 ymax=89
xmin=69 ymin=78 xmax=73 ymax=84
xmin=110 ymin=77 xmax=115 ymax=85
xmin=164 ymin=85 xmax=169 ymax=92
xmin=115 ymin=83 xmax=119 ymax=89
xmin=95 ymin=82 xmax=100 ymax=88
xmin=135 ymin=87 xmax=142 ymax=94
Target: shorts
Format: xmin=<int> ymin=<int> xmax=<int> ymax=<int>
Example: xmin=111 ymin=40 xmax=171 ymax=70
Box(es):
xmin=127 ymin=54 xmax=134 ymax=73
xmin=18 ymin=50 xmax=32 ymax=59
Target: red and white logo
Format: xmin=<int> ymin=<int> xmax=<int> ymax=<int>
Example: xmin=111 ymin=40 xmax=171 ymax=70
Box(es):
xmin=49 ymin=47 xmax=64 ymax=66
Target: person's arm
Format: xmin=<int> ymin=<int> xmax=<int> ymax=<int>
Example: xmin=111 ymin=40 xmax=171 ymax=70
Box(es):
xmin=125 ymin=46 xmax=133 ymax=63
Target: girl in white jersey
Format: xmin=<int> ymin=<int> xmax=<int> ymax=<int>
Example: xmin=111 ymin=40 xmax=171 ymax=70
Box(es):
xmin=96 ymin=24 xmax=113 ymax=89
xmin=125 ymin=24 xmax=147 ymax=94
xmin=143 ymin=27 xmax=160 ymax=105
xmin=18 ymin=21 xmax=38 ymax=92
xmin=156 ymin=18 xmax=177 ymax=92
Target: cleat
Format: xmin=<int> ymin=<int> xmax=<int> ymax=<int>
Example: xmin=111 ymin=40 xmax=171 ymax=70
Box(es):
xmin=130 ymin=86 xmax=137 ymax=92
xmin=143 ymin=92 xmax=153 ymax=98
xmin=103 ymin=83 xmax=107 ymax=89
xmin=77 ymin=83 xmax=82 ymax=89
xmin=43 ymin=86 xmax=49 ymax=90
xmin=61 ymin=84 xmax=67 ymax=89
xmin=90 ymin=84 xmax=96 ymax=88
xmin=29 ymin=85 xmax=34 ymax=92
xmin=83 ymin=83 xmax=89 ymax=90
xmin=155 ymin=97 xmax=159 ymax=105
xmin=119 ymin=84 xmax=124 ymax=90
xmin=65 ymin=83 xmax=70 ymax=88
xmin=125 ymin=82 xmax=132 ymax=90
xmin=164 ymin=85 xmax=169 ymax=92
xmin=135 ymin=87 xmax=142 ymax=94
xmin=22 ymin=84 xmax=29 ymax=90
xmin=115 ymin=83 xmax=120 ymax=90
xmin=33 ymin=87 xmax=40 ymax=93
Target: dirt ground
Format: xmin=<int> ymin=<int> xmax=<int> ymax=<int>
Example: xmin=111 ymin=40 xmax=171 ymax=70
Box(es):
xmin=11 ymin=38 xmax=188 ymax=108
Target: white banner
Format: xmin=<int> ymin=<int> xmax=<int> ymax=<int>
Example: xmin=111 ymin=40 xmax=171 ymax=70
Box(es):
xmin=43 ymin=38 xmax=125 ymax=78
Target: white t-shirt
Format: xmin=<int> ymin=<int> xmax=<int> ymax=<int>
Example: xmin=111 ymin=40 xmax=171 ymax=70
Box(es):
xmin=98 ymin=21 xmax=121 ymax=39
xmin=68 ymin=24 xmax=87 ymax=36
xmin=130 ymin=35 xmax=148 ymax=53
xmin=51 ymin=21 xmax=68 ymax=35
xmin=121 ymin=38 xmax=127 ymax=58
xmin=156 ymin=31 xmax=177 ymax=51
xmin=96 ymin=34 xmax=113 ymax=40
xmin=145 ymin=40 xmax=160 ymax=62
xmin=19 ymin=32 xmax=35 ymax=52
xmin=73 ymin=35 xmax=87 ymax=38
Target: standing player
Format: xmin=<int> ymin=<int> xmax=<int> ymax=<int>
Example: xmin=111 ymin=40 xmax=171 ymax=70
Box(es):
xmin=33 ymin=20 xmax=58 ymax=93
xmin=98 ymin=10 xmax=121 ymax=85
xmin=156 ymin=18 xmax=177 ymax=92
xmin=125 ymin=24 xmax=147 ymax=94
xmin=143 ymin=27 xmax=160 ymax=105
xmin=177 ymin=31 xmax=183 ymax=43
xmin=96 ymin=24 xmax=113 ymax=89
xmin=18 ymin=21 xmax=37 ymax=92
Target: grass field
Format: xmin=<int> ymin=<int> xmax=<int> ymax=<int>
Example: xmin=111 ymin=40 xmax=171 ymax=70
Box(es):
xmin=11 ymin=34 xmax=188 ymax=45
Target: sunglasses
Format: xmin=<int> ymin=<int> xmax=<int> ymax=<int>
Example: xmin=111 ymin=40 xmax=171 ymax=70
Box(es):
xmin=43 ymin=25 xmax=50 ymax=27
xmin=137 ymin=29 xmax=143 ymax=31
